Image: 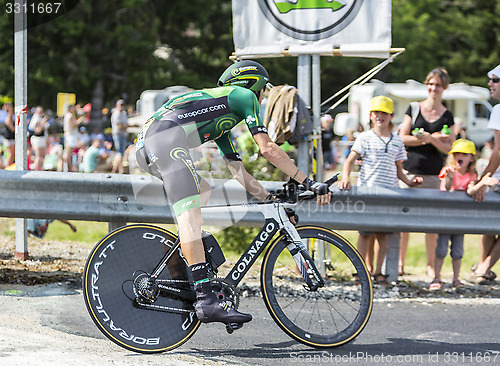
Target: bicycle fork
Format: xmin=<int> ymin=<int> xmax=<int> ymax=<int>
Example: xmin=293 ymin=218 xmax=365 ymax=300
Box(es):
xmin=285 ymin=235 xmax=325 ymax=291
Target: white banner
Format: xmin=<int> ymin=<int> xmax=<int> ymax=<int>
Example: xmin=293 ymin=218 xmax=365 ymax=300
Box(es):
xmin=232 ymin=0 xmax=392 ymax=58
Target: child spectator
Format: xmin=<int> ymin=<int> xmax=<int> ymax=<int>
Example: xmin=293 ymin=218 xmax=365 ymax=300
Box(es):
xmin=430 ymin=139 xmax=478 ymax=290
xmin=337 ymin=96 xmax=422 ymax=285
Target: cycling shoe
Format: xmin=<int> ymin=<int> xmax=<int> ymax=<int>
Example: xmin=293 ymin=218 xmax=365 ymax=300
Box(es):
xmin=195 ymin=292 xmax=252 ymax=324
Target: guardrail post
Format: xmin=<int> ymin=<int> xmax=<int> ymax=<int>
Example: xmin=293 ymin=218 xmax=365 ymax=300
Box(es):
xmin=383 ymin=232 xmax=401 ymax=283
xmin=108 ymin=219 xmax=127 ymax=232
xmin=14 ymin=0 xmax=28 ymax=261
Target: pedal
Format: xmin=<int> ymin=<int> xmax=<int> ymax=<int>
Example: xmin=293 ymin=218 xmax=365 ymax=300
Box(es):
xmin=225 ymin=322 xmax=244 ymax=334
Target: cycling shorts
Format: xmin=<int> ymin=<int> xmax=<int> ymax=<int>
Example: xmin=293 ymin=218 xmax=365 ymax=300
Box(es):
xmin=136 ymin=119 xmax=202 ymax=217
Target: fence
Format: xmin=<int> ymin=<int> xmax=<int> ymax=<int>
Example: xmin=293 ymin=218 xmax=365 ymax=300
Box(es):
xmin=1 ymin=170 xmax=499 ymax=281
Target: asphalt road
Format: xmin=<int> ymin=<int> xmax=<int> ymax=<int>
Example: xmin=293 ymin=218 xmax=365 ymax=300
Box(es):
xmin=1 ymin=283 xmax=499 ymax=366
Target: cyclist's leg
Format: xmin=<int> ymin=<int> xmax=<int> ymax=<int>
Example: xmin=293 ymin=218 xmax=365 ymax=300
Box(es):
xmin=137 ymin=120 xmax=251 ymax=324
xmin=136 ymin=120 xmax=205 ymax=264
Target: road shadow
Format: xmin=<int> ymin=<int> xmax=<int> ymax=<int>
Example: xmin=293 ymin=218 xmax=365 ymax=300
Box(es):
xmin=186 ymin=338 xmax=500 ymax=364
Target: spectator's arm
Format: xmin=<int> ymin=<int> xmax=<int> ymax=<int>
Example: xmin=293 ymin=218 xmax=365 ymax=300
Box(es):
xmin=336 ymin=150 xmax=360 ymax=190
xmin=396 ymin=161 xmax=423 ymax=187
xmin=58 ymin=220 xmax=77 ymax=232
xmin=399 ymin=114 xmax=423 ymax=147
xmin=4 ymin=113 xmax=15 ymax=132
xmin=425 ymin=132 xmax=455 ymax=154
xmin=471 ymin=130 xmax=500 ymax=201
xmin=481 ymin=129 xmax=500 ymax=179
xmin=226 ymin=160 xmax=270 ymax=201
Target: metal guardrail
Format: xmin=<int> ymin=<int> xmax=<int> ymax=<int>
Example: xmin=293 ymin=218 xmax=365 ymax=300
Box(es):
xmin=1 ymin=170 xmax=499 ymax=234
xmin=1 ymin=170 xmax=499 ymax=281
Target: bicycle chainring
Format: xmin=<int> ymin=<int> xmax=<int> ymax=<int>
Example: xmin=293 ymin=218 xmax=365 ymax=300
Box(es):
xmin=210 ymin=278 xmax=239 ymax=309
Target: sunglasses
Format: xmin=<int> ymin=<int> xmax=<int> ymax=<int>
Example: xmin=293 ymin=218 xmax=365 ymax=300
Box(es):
xmin=490 ymin=78 xmax=500 ymax=83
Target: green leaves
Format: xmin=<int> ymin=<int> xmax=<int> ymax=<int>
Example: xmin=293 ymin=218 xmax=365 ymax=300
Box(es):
xmin=1 ymin=0 xmax=500 ymax=112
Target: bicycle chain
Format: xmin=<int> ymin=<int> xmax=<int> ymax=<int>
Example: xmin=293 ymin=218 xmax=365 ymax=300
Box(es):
xmin=135 ymin=298 xmax=194 ymax=315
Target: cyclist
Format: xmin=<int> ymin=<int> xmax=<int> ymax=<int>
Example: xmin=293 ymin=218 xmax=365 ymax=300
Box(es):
xmin=136 ymin=60 xmax=331 ymax=326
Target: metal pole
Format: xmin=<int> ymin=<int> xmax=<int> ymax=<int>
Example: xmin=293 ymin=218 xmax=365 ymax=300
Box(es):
xmin=297 ymin=55 xmax=311 ymax=176
xmin=383 ymin=233 xmax=401 ymax=283
xmin=312 ymin=54 xmax=323 ymax=182
xmin=14 ymin=0 xmax=29 ymax=260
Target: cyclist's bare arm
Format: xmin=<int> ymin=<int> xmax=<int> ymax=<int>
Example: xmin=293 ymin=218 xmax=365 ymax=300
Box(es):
xmin=253 ymin=133 xmax=331 ymax=205
xmin=227 ymin=160 xmax=269 ymax=201
xmin=253 ymin=133 xmax=307 ymax=181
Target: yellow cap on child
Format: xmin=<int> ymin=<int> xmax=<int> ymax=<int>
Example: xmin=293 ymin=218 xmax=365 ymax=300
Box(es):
xmin=449 ymin=139 xmax=476 ymax=155
xmin=370 ymin=96 xmax=394 ymax=114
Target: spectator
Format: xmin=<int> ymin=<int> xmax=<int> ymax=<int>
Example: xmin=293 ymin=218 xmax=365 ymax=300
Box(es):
xmin=61 ymin=104 xmax=84 ymax=172
xmin=2 ymin=102 xmax=15 ymax=166
xmin=398 ymin=67 xmax=456 ymax=278
xmin=429 ymin=139 xmax=479 ymax=290
xmin=469 ymin=64 xmax=500 ymax=283
xmin=80 ymin=137 xmax=112 ymax=173
xmin=77 ymin=126 xmax=91 ymax=147
xmin=27 ymin=218 xmax=76 ymax=239
xmin=341 ymin=128 xmax=356 ymax=162
xmin=337 ymin=96 xmax=422 ymax=285
xmin=110 ymin=99 xmax=129 ymax=174
xmin=74 ymin=126 xmax=91 ymax=168
xmin=454 ymin=117 xmax=467 ymax=139
xmin=320 ymin=114 xmax=337 ymax=170
xmin=28 ymin=106 xmax=49 ymax=171
xmin=42 ymin=134 xmax=63 ymax=171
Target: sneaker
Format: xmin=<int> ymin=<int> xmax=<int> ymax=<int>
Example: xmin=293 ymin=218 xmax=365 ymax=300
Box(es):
xmin=195 ymin=291 xmax=252 ymax=324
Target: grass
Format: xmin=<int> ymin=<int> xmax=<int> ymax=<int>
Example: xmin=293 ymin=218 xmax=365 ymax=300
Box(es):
xmin=0 ymin=218 xmax=492 ymax=279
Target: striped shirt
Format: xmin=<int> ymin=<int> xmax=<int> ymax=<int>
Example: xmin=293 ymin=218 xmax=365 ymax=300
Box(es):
xmin=352 ymin=129 xmax=407 ymax=187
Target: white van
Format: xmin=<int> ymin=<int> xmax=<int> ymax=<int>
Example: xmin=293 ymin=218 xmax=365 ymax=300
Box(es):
xmin=334 ymin=80 xmax=493 ymax=147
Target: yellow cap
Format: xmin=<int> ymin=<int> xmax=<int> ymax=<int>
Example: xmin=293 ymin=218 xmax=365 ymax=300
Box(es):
xmin=449 ymin=139 xmax=476 ymax=155
xmin=370 ymin=95 xmax=394 ymax=114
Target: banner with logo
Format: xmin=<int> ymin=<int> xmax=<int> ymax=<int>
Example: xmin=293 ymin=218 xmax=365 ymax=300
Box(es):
xmin=232 ymin=0 xmax=392 ymax=58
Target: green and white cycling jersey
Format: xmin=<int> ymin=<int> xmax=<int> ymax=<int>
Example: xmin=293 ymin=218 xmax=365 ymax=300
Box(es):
xmin=136 ymin=86 xmax=267 ymax=161
xmin=135 ymin=85 xmax=268 ymax=216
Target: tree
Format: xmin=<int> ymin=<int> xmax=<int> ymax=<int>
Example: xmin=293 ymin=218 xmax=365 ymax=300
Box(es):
xmin=2 ymin=0 xmax=500 ymax=122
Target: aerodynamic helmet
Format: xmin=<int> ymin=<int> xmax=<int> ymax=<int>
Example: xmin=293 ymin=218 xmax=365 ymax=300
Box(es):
xmin=217 ymin=60 xmax=269 ymax=94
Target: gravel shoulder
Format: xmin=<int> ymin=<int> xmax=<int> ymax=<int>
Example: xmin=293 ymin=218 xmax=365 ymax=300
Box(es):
xmin=0 ymin=234 xmax=499 ymax=300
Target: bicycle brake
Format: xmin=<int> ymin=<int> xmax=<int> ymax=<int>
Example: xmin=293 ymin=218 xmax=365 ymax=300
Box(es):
xmin=225 ymin=322 xmax=244 ymax=334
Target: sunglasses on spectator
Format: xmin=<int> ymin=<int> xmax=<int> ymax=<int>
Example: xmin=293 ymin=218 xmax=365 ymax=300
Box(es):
xmin=490 ymin=78 xmax=500 ymax=83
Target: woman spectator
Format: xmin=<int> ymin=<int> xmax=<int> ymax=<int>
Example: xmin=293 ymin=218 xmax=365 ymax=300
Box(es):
xmin=28 ymin=106 xmax=49 ymax=171
xmin=398 ymin=67 xmax=456 ymax=278
xmin=2 ymin=102 xmax=15 ymax=166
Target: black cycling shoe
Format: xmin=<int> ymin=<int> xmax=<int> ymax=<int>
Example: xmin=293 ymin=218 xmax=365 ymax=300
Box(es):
xmin=195 ymin=291 xmax=252 ymax=324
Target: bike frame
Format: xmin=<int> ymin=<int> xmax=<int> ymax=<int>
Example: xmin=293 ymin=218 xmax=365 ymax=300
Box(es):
xmin=150 ymin=200 xmax=324 ymax=298
xmin=202 ymin=201 xmax=324 ymax=289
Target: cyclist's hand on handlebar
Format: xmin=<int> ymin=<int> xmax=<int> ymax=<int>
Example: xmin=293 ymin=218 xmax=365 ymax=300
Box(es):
xmin=302 ymin=177 xmax=332 ymax=205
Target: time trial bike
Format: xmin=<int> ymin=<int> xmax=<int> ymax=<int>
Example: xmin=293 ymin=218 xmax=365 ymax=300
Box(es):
xmin=82 ymin=177 xmax=373 ymax=353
